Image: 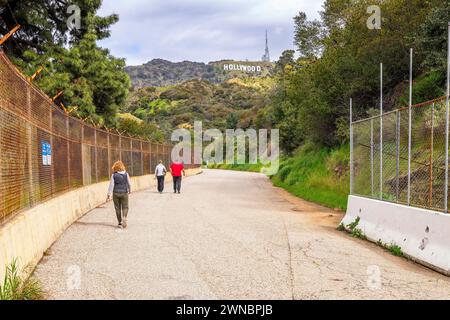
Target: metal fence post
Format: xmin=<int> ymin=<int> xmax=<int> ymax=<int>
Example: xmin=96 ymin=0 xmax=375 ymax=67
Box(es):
xmin=130 ymin=138 xmax=133 ymax=176
xmin=140 ymin=140 xmax=144 ymax=176
xmin=66 ymin=114 xmax=71 ymax=188
xmin=94 ymin=129 xmax=98 ymax=183
xmin=81 ymin=124 xmax=85 ymax=185
xmin=408 ymin=48 xmax=413 ymax=206
xmin=371 ymin=119 xmax=374 ymax=197
xmin=429 ymin=103 xmax=434 ymax=207
xmin=349 ymin=98 xmax=353 ymax=195
xmin=107 ymin=133 xmax=111 ymax=176
xmin=119 ymin=135 xmax=122 ymax=161
xmin=49 ymin=108 xmax=55 ymax=194
xmin=445 ymin=23 xmax=450 ymax=213
xmin=380 ymin=63 xmax=383 ymax=200
xmin=26 ymin=85 xmax=34 ymax=206
xmin=396 ymin=110 xmax=400 ymax=201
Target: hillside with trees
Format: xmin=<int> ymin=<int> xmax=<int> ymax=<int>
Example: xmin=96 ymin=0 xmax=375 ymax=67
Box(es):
xmin=122 ymin=76 xmax=274 ymax=138
xmin=125 ymin=59 xmax=275 ymax=87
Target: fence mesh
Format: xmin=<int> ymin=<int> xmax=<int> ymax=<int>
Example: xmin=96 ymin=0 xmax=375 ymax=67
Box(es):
xmin=0 ymin=50 xmax=185 ymax=224
xmin=352 ymin=97 xmax=449 ymax=212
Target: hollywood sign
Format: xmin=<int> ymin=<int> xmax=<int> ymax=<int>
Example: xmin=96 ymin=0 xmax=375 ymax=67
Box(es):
xmin=223 ymin=64 xmax=263 ymax=73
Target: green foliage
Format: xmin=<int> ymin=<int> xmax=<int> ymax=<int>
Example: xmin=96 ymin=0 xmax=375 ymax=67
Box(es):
xmin=0 ymin=259 xmax=44 ymax=300
xmin=3 ymin=1 xmax=133 ymax=131
xmin=0 ymin=0 xmax=118 ymax=56
xmin=271 ymin=143 xmax=350 ymax=210
xmin=125 ymin=77 xmax=274 ymax=139
xmin=207 ymin=163 xmax=264 ymax=173
xmin=416 ymin=3 xmax=449 ymax=74
xmin=350 ymin=228 xmax=366 ymax=240
xmin=15 ymin=32 xmax=130 ymax=126
xmin=388 ymin=244 xmax=404 ymax=257
xmin=260 ymin=0 xmax=447 ymax=151
xmin=276 ymin=50 xmax=296 ymax=72
xmin=377 ymin=240 xmax=404 ymax=257
xmin=116 ymin=114 xmax=164 ymax=143
xmin=126 ymin=59 xmax=275 ymax=87
xmin=398 ymin=71 xmax=446 ymax=106
xmin=345 ymin=216 xmax=366 ymax=239
xmin=293 ymin=12 xmax=323 ymax=59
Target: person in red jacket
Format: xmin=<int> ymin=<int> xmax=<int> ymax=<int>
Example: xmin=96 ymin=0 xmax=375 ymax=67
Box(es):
xmin=170 ymin=161 xmax=185 ymax=194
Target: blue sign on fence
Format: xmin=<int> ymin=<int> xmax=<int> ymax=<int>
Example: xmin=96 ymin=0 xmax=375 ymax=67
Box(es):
xmin=41 ymin=141 xmax=52 ymax=166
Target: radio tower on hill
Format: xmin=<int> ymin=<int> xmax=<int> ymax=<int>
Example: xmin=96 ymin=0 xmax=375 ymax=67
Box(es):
xmin=261 ymin=30 xmax=270 ymax=62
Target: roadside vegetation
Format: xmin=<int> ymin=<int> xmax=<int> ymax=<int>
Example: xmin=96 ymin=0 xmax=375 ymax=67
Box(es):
xmin=211 ymin=143 xmax=349 ymax=210
xmin=0 ymin=260 xmax=44 ymax=300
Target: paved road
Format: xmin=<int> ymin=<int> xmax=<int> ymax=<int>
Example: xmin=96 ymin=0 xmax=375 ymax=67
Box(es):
xmin=34 ymin=169 xmax=450 ymax=300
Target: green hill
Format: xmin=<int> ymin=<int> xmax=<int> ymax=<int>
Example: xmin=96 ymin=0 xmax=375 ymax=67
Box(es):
xmin=125 ymin=59 xmax=275 ymax=87
xmin=122 ymin=77 xmax=274 ymax=138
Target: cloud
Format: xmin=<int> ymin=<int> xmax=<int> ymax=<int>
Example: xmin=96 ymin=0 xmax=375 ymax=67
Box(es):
xmin=98 ymin=0 xmax=324 ymax=65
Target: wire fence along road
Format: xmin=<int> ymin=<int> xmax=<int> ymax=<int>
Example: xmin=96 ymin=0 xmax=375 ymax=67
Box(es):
xmin=351 ymin=96 xmax=449 ymax=212
xmin=0 ymin=51 xmax=188 ymax=224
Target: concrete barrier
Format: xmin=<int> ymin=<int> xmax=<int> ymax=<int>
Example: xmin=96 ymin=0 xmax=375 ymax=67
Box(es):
xmin=0 ymin=168 xmax=201 ymax=281
xmin=342 ymin=195 xmax=450 ymax=275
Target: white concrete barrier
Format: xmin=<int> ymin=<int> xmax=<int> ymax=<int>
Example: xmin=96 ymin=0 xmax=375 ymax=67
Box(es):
xmin=342 ymin=195 xmax=450 ymax=275
xmin=0 ymin=168 xmax=201 ymax=281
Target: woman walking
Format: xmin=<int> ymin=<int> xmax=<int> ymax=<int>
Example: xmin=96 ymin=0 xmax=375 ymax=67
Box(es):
xmin=107 ymin=161 xmax=132 ymax=228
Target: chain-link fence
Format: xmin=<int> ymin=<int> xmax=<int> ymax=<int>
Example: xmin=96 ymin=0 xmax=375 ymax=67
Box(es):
xmin=0 ymin=50 xmax=187 ymax=224
xmin=351 ymin=96 xmax=449 ymax=212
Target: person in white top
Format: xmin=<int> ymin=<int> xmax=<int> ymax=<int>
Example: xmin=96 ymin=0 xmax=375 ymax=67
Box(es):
xmin=155 ymin=160 xmax=167 ymax=193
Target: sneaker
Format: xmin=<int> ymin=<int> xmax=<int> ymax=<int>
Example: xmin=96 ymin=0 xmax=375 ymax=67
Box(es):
xmin=117 ymin=223 xmax=123 ymax=229
xmin=122 ymin=219 xmax=128 ymax=228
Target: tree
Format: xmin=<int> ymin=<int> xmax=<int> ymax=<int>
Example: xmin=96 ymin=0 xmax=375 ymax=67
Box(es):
xmin=0 ymin=0 xmax=117 ymax=57
xmin=226 ymin=112 xmax=239 ymax=129
xmin=293 ymin=12 xmax=324 ymax=59
xmin=15 ymin=32 xmax=130 ymax=125
xmin=271 ymin=0 xmax=442 ymax=150
xmin=276 ymin=50 xmax=296 ymax=73
xmin=416 ymin=2 xmax=449 ymax=74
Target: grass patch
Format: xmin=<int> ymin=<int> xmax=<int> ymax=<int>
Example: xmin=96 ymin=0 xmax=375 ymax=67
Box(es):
xmin=207 ymin=162 xmax=264 ymax=173
xmin=271 ymin=143 xmax=349 ymax=210
xmin=344 ymin=216 xmax=366 ymax=239
xmin=387 ymin=243 xmax=404 ymax=257
xmin=0 ymin=259 xmax=44 ymax=300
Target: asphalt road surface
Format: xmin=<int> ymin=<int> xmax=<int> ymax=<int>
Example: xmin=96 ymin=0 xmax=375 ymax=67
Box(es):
xmin=34 ymin=169 xmax=450 ymax=299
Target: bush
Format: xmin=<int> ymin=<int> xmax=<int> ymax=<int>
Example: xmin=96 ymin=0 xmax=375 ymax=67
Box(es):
xmin=0 ymin=260 xmax=44 ymax=300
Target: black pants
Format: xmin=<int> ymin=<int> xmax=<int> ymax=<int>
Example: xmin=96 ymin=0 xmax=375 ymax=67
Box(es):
xmin=173 ymin=176 xmax=182 ymax=193
xmin=157 ymin=175 xmax=165 ymax=192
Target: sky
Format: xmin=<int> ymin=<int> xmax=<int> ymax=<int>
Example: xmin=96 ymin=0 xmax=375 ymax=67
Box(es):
xmin=98 ymin=0 xmax=325 ymax=66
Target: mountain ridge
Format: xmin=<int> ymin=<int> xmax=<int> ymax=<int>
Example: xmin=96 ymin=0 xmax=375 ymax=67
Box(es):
xmin=125 ymin=59 xmax=275 ymax=88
